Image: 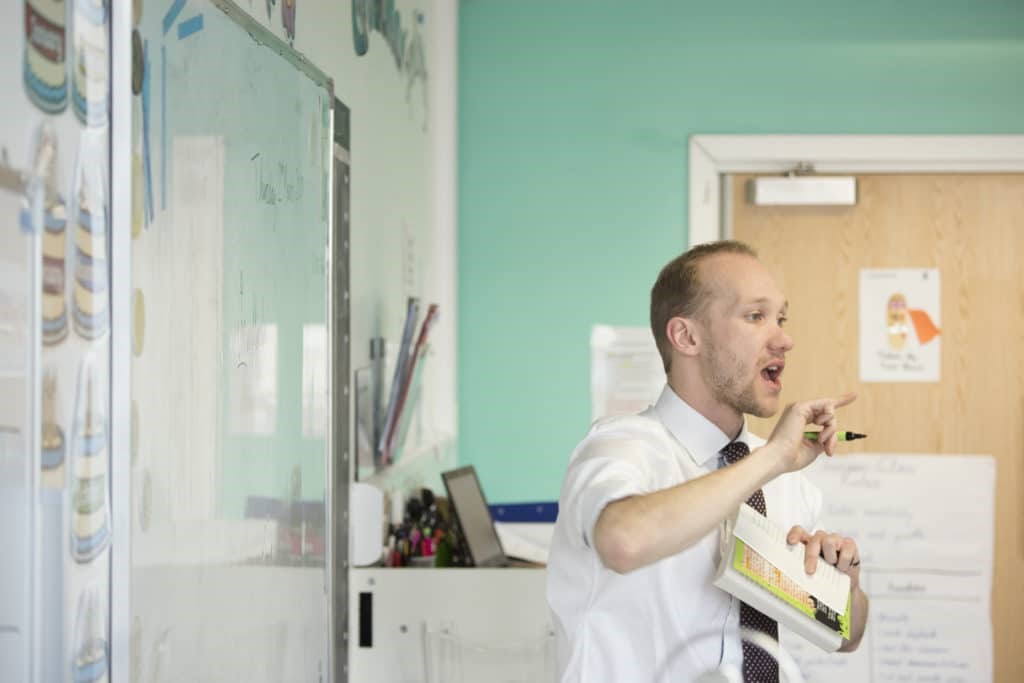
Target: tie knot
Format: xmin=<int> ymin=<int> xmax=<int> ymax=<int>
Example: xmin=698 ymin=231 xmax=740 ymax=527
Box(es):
xmin=721 ymin=441 xmax=750 ymax=465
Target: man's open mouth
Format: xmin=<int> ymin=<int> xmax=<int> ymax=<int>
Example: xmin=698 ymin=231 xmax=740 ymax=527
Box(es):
xmin=761 ymin=362 xmax=784 ymax=388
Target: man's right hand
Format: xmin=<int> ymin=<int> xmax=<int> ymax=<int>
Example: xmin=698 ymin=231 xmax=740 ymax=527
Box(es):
xmin=764 ymin=394 xmax=857 ymax=474
xmin=593 ymin=392 xmax=856 ymax=574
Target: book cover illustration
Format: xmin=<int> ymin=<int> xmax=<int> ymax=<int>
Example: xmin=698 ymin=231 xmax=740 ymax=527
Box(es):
xmin=733 ymin=537 xmax=851 ymax=640
xmin=713 ymin=503 xmax=853 ymax=652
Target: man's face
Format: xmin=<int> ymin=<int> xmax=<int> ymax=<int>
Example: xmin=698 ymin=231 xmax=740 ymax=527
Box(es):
xmin=695 ymin=253 xmax=794 ymax=419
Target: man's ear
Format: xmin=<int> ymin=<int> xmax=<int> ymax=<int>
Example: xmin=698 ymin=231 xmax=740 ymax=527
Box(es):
xmin=666 ymin=317 xmax=701 ymax=357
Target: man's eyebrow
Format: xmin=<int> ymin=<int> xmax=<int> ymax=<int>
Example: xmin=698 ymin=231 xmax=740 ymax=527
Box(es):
xmin=739 ymin=297 xmax=789 ymax=312
xmin=737 ymin=296 xmax=790 ymax=315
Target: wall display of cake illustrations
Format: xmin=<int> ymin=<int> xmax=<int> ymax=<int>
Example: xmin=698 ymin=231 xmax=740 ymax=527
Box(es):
xmin=2 ymin=0 xmax=112 ymax=679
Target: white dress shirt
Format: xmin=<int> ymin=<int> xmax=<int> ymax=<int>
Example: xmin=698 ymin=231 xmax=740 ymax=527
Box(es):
xmin=547 ymin=385 xmax=822 ymax=682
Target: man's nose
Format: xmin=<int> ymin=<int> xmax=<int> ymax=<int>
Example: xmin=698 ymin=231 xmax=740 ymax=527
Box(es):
xmin=771 ymin=326 xmax=794 ymax=353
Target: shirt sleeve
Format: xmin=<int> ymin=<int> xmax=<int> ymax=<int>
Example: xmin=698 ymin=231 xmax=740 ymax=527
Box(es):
xmin=559 ymin=432 xmax=668 ymax=549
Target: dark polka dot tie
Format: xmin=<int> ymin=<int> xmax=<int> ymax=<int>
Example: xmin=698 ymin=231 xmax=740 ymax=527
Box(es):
xmin=722 ymin=441 xmax=779 ymax=683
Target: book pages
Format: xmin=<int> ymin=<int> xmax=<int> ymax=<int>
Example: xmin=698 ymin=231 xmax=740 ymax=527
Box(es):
xmin=732 ymin=503 xmax=851 ymax=613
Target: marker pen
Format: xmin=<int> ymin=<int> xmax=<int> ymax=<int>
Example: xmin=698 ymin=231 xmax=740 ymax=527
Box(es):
xmin=803 ymin=431 xmax=867 ymax=442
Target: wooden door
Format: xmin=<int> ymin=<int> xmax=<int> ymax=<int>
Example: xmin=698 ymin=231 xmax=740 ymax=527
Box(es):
xmin=732 ymin=173 xmax=1023 ymax=682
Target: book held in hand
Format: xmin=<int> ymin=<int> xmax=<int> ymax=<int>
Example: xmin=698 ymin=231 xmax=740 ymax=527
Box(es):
xmin=713 ymin=504 xmax=852 ymax=653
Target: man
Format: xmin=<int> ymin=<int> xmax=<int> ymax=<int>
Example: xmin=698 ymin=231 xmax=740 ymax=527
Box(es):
xmin=547 ymin=241 xmax=869 ymax=682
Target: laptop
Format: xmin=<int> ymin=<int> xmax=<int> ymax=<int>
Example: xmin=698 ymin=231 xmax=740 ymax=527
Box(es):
xmin=441 ymin=465 xmax=509 ymax=567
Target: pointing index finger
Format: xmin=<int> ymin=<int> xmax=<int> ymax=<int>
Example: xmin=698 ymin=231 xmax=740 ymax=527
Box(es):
xmin=832 ymin=393 xmax=857 ymax=409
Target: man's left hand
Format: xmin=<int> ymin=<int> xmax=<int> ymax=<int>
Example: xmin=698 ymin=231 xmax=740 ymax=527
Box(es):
xmin=786 ymin=526 xmax=861 ymax=592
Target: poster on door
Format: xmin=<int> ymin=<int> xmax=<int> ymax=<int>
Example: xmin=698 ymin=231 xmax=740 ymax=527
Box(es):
xmin=859 ymin=269 xmax=941 ymax=382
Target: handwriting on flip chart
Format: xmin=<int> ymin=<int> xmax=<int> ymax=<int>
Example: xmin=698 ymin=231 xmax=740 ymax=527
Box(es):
xmin=803 ymin=455 xmax=994 ymax=572
xmin=781 ymin=455 xmax=994 ymax=682
xmin=872 ymin=573 xmax=990 ymax=683
xmin=784 ymin=569 xmax=991 ymax=682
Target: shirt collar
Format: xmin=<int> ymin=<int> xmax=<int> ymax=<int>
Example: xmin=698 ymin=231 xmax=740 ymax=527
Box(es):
xmin=652 ymin=384 xmax=749 ymax=467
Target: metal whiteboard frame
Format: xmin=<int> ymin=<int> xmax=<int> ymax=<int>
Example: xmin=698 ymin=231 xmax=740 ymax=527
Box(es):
xmin=209 ymin=0 xmax=331 ymax=88
xmin=109 ymin=2 xmax=338 ymax=680
xmin=331 ymin=100 xmax=352 ymax=683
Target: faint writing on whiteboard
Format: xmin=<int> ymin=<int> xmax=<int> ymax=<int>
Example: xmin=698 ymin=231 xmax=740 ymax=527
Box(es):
xmin=229 ymin=324 xmax=278 ymax=435
xmin=234 ymin=322 xmax=269 ymax=362
xmin=233 ymin=271 xmax=269 ymax=358
xmin=250 ymin=152 xmax=304 ymax=206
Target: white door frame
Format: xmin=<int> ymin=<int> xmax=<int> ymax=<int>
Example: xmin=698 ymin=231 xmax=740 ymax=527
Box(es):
xmin=688 ymin=134 xmax=1024 ymax=246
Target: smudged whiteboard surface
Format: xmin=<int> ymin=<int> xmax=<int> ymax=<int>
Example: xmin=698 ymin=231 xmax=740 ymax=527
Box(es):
xmin=131 ymin=2 xmax=331 ymax=681
xmin=781 ymin=454 xmax=994 ymax=682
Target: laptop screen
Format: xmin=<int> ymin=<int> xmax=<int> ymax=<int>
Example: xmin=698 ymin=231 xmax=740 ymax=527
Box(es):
xmin=442 ymin=466 xmax=507 ymax=567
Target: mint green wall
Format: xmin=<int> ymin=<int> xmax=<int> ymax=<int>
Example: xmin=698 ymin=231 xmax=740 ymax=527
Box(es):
xmin=457 ymin=1 xmax=1024 ymax=503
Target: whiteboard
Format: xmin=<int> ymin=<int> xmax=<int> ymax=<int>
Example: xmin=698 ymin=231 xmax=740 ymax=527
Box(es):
xmin=130 ymin=1 xmax=334 ymax=680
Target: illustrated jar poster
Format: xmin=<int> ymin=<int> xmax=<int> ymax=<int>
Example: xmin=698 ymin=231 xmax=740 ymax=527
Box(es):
xmin=15 ymin=0 xmax=113 ymax=679
xmin=859 ymin=269 xmax=942 ymax=382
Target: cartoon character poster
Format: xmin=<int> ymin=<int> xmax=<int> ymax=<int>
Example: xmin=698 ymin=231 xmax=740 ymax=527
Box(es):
xmin=860 ymin=269 xmax=941 ymax=382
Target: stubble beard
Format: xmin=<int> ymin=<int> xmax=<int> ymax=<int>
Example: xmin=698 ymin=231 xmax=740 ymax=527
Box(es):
xmin=701 ymin=342 xmax=775 ymax=419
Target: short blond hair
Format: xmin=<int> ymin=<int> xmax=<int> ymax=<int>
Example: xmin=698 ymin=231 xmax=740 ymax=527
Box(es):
xmin=649 ymin=240 xmax=758 ymax=373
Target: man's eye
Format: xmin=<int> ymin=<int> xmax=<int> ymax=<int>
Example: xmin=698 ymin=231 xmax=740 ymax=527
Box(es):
xmin=746 ymin=312 xmax=764 ymax=322
xmin=778 ymin=316 xmax=788 ymax=327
